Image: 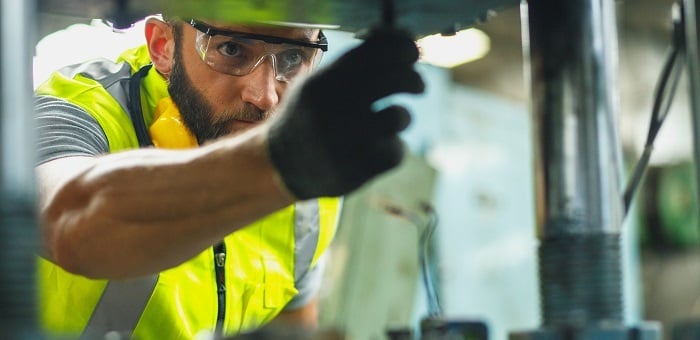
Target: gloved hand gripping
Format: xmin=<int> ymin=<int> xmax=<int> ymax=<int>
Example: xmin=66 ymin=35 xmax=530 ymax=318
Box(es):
xmin=268 ymin=28 xmax=425 ymax=199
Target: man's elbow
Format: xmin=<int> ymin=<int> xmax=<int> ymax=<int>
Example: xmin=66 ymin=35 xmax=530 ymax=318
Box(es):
xmin=41 ymin=213 xmax=90 ymax=277
xmin=40 ymin=196 xmax=104 ymax=279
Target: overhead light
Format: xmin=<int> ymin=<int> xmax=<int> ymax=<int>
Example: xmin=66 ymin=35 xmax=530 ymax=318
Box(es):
xmin=417 ymin=28 xmax=491 ymax=68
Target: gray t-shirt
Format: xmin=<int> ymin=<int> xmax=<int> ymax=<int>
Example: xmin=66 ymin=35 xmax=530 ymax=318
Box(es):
xmin=34 ymin=95 xmax=322 ymax=310
xmin=35 ymin=96 xmax=109 ymax=164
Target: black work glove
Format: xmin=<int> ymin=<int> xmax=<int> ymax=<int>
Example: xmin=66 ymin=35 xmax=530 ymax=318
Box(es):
xmin=268 ymin=27 xmax=425 ymax=200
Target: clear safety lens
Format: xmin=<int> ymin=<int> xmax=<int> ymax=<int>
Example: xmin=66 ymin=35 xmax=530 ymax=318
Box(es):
xmin=194 ymin=30 xmax=324 ymax=82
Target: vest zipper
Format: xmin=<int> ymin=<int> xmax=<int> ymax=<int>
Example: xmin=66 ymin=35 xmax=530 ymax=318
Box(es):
xmin=213 ymin=242 xmax=226 ymax=335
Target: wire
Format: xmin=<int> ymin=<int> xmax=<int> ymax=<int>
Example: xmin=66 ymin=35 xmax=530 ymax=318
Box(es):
xmin=381 ymin=201 xmax=443 ymax=317
xmin=623 ymin=2 xmax=686 ymax=216
xmin=418 ymin=202 xmax=442 ymax=317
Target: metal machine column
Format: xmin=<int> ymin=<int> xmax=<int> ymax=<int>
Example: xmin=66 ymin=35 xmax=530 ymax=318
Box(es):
xmin=678 ymin=0 xmax=700 ymax=337
xmin=526 ymin=0 xmax=624 ymax=325
xmin=512 ymin=0 xmax=659 ymax=338
xmin=0 ymin=0 xmax=40 ymax=338
xmin=686 ymin=0 xmax=700 ymax=210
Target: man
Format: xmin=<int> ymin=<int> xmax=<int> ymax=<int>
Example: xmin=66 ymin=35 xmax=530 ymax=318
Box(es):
xmin=34 ymin=12 xmax=423 ymax=339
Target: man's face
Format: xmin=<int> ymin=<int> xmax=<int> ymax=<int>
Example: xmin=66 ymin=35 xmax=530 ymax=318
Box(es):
xmin=168 ymin=21 xmax=321 ymax=144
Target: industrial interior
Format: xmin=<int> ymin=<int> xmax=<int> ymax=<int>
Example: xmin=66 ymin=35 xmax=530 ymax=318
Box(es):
xmin=2 ymin=0 xmax=700 ymax=339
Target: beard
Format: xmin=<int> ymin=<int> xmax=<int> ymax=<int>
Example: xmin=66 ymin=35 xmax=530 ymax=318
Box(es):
xmin=168 ymin=39 xmax=266 ymax=144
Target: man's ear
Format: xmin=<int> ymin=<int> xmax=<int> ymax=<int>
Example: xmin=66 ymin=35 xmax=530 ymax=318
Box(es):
xmin=145 ymin=18 xmax=175 ymax=78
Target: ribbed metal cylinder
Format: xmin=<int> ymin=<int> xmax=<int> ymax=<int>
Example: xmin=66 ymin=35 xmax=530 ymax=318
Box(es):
xmin=523 ymin=0 xmax=626 ymax=331
xmin=0 ymin=211 xmax=39 ymax=338
xmin=0 ymin=0 xmax=40 ymax=337
xmin=539 ymin=233 xmax=623 ymax=327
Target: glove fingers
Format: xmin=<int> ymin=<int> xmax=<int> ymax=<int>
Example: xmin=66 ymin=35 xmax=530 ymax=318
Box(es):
xmin=318 ymin=66 xmax=424 ymax=107
xmin=360 ymin=136 xmax=406 ymax=176
xmin=361 ymin=68 xmax=425 ymax=105
xmin=267 ymin=27 xmax=420 ymax=200
xmin=336 ymin=135 xmax=404 ymax=182
xmin=352 ymin=29 xmax=425 ymax=99
xmin=312 ymin=27 xmax=424 ymax=107
xmin=339 ymin=27 xmax=419 ymax=65
xmin=360 ymin=28 xmax=420 ymax=65
xmin=363 ymin=105 xmax=412 ymax=138
xmin=331 ymin=28 xmax=420 ymax=76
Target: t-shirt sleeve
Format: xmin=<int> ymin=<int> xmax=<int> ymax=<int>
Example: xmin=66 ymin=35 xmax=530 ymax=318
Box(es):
xmin=34 ymin=95 xmax=109 ymax=165
xmin=284 ymin=254 xmax=327 ymax=310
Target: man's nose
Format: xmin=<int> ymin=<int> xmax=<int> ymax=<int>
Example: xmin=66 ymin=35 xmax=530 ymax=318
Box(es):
xmin=240 ymin=55 xmax=281 ymax=112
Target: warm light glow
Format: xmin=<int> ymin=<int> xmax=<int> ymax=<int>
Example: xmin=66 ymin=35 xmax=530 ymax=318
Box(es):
xmin=417 ymin=28 xmax=491 ymax=68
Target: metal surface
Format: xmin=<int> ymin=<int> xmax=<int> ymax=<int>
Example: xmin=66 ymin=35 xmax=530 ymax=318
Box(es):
xmin=672 ymin=320 xmax=700 ymax=340
xmin=525 ymin=0 xmax=624 ymax=238
xmin=510 ymin=322 xmax=662 ymax=340
xmin=680 ymin=1 xmax=700 ymax=334
xmin=38 ymin=0 xmax=519 ymax=37
xmin=521 ymin=0 xmax=628 ymax=334
xmin=684 ymin=0 xmax=700 ymax=243
xmin=420 ymin=318 xmax=488 ymax=340
xmin=680 ymin=2 xmax=700 ymax=336
xmin=0 ymin=0 xmax=40 ymax=338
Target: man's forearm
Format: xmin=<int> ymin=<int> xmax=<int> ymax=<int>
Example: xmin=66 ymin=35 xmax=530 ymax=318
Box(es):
xmin=39 ymin=126 xmax=294 ymax=279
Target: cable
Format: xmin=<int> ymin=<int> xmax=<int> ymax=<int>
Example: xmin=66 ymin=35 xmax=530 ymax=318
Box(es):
xmin=418 ymin=202 xmax=441 ymax=317
xmin=381 ymin=201 xmax=442 ymax=317
xmin=623 ymin=2 xmax=686 ymax=216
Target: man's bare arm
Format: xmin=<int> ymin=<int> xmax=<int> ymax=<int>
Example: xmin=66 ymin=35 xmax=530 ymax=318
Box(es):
xmin=37 ymin=126 xmax=294 ymax=280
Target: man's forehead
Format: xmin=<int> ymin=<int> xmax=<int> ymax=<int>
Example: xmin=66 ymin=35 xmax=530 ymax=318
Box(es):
xmin=201 ymin=20 xmax=320 ymax=41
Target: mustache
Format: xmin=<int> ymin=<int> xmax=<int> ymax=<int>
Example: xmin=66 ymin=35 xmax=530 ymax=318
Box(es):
xmin=208 ymin=104 xmax=276 ymax=140
xmin=220 ymin=104 xmax=270 ymax=123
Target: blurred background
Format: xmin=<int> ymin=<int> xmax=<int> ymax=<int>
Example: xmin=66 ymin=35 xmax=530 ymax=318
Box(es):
xmin=30 ymin=0 xmax=700 ymax=339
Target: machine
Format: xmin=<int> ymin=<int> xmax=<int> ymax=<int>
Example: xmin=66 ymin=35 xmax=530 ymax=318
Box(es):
xmin=2 ymin=0 xmax=699 ymax=338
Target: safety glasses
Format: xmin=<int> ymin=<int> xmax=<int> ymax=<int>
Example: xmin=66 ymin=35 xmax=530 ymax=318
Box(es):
xmin=188 ymin=19 xmax=327 ymax=82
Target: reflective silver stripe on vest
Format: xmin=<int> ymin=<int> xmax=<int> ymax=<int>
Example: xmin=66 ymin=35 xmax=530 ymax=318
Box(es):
xmin=80 ymin=275 xmax=159 ymax=339
xmin=294 ymin=199 xmax=321 ymax=283
xmin=58 ymin=59 xmax=134 ymax=115
xmin=97 ymin=64 xmax=132 ymax=116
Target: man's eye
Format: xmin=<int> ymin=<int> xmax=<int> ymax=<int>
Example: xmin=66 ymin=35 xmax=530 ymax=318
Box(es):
xmin=217 ymin=42 xmax=242 ymax=57
xmin=280 ymin=50 xmax=306 ymax=67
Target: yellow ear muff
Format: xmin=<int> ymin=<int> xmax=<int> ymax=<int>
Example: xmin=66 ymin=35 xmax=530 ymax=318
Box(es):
xmin=149 ymin=97 xmax=199 ymax=149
